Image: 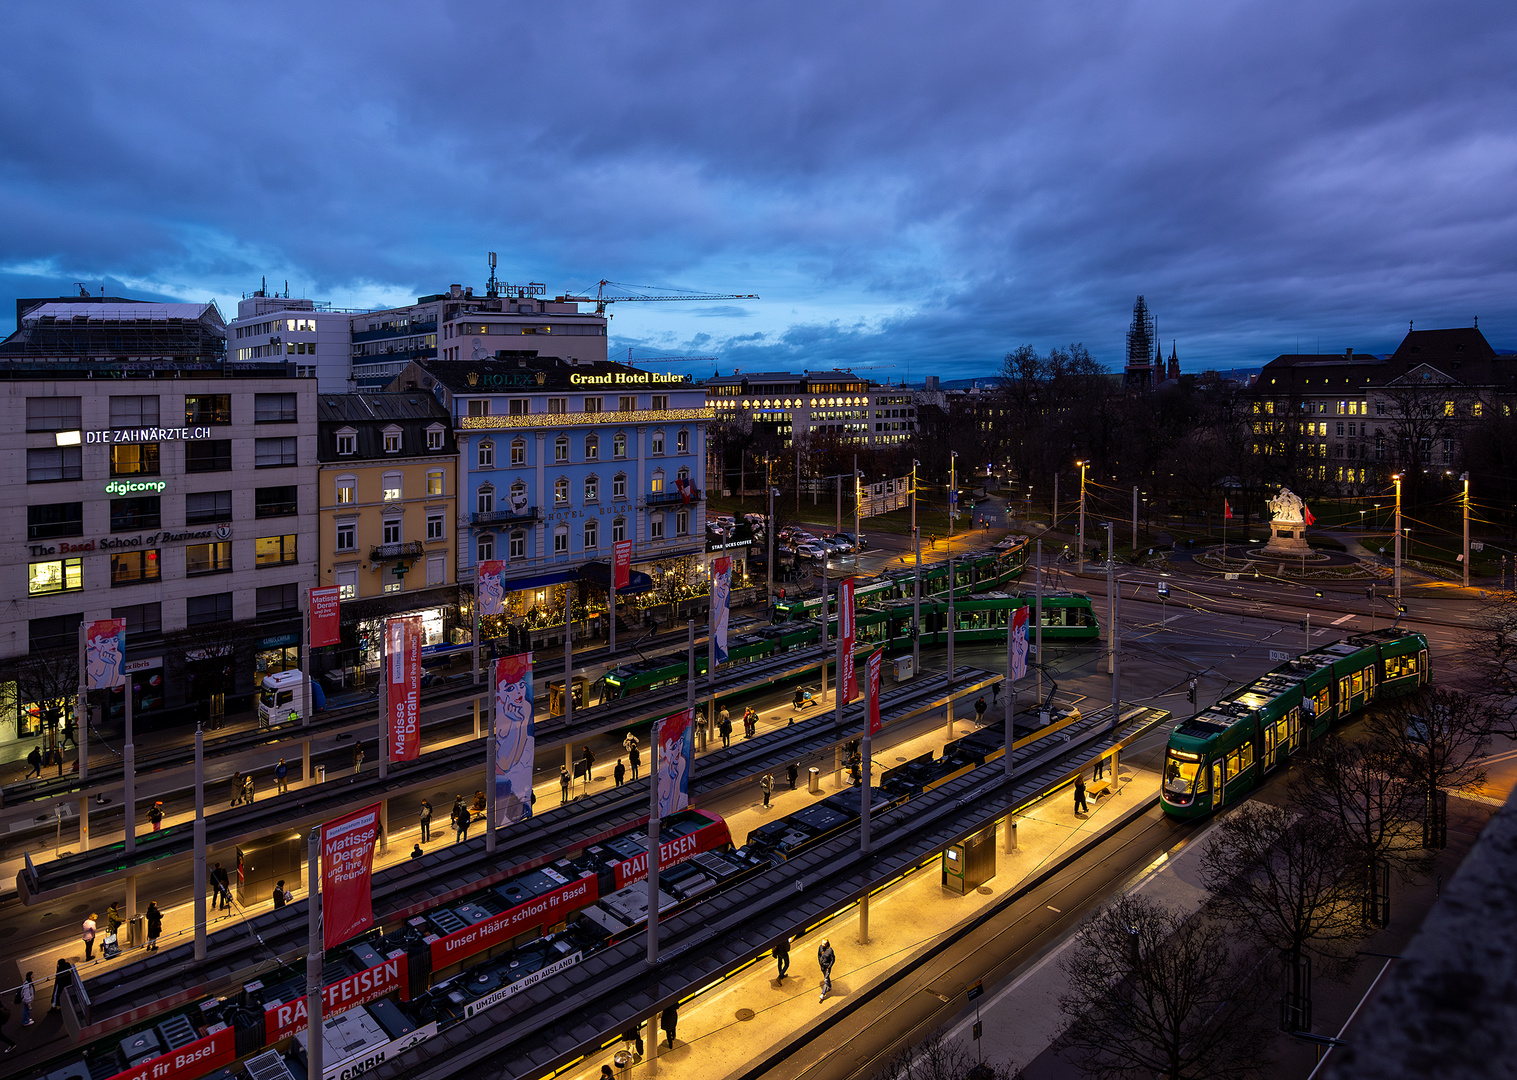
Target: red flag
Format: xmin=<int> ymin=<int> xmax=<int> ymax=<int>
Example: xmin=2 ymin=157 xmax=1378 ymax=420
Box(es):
xmin=1224 ymin=499 xmax=1233 ymax=520
xmin=387 ymin=616 xmax=422 ymax=762
xmin=321 ymin=804 xmax=380 ymax=950
xmin=1303 ymin=503 xmax=1316 ymax=526
xmin=309 ymin=586 xmax=341 ymax=648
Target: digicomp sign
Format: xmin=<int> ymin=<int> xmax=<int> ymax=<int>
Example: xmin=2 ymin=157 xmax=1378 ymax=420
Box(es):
xmin=104 ymin=480 xmax=167 ymax=495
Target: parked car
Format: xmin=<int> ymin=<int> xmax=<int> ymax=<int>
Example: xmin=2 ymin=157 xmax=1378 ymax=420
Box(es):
xmin=823 ymin=533 xmax=854 ymax=553
xmin=834 ymin=531 xmax=867 ymax=550
xmin=795 ymin=542 xmax=829 ymax=561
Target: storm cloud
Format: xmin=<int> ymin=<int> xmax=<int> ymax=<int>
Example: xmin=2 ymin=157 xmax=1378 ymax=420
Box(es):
xmin=2 ymin=2 xmax=1514 ymax=377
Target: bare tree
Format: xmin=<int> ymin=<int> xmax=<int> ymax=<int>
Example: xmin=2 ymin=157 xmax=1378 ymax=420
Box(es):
xmin=1057 ymin=893 xmax=1275 ymax=1080
xmin=8 ymin=646 xmax=79 ymax=758
xmin=1463 ymin=590 xmax=1517 ymax=738
xmin=1369 ymin=687 xmax=1492 ymax=849
xmin=877 ymin=1031 xmax=1020 ymax=1080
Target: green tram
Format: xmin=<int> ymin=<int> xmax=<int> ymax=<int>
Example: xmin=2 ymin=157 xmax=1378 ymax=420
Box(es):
xmin=1160 ymin=628 xmax=1430 ymax=820
xmin=894 ymin=591 xmax=1100 ymax=647
xmin=771 ymin=540 xmax=1029 ymax=623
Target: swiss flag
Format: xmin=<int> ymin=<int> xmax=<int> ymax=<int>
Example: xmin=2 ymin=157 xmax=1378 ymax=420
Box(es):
xmin=1303 ymin=503 xmax=1316 ymax=526
xmin=677 ymin=476 xmax=692 ymax=504
xmin=1224 ymin=499 xmax=1233 ymax=520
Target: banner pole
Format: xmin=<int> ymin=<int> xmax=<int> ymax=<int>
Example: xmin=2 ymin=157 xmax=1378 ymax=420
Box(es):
xmin=124 ymin=673 xmax=135 ymax=855
xmin=305 ymin=826 xmax=323 ymax=1080
xmin=378 ymin=626 xmax=388 ymax=781
xmin=302 ymin=598 xmax=311 ymax=728
xmin=194 ymin=723 xmax=207 ymax=960
xmin=564 ymin=587 xmax=574 ymax=745
xmin=647 ymin=720 xmax=662 ymax=965
xmin=486 ymin=653 xmax=497 ymax=854
xmin=76 ymin=623 xmax=88 ymax=783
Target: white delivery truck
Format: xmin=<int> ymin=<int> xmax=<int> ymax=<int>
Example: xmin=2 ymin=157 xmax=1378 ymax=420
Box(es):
xmin=257 ymin=670 xmax=326 ymax=729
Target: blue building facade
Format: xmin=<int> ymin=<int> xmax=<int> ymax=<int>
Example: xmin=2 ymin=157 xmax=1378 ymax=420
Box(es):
xmin=388 ymin=355 xmax=709 ymax=625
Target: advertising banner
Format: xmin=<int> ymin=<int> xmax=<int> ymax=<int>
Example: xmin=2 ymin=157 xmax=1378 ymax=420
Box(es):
xmin=866 ymin=647 xmax=884 ymax=735
xmin=101 ymin=1025 xmax=235 ymax=1080
xmin=462 ymin=952 xmax=583 ymax=1018
xmin=839 ymin=577 xmax=857 ymax=702
xmin=477 ymin=559 xmax=506 ymax=617
xmin=711 ymin=556 xmax=731 ymax=664
xmin=493 ymin=652 xmax=535 ymax=826
xmin=612 ymin=815 xmax=730 ymax=890
xmin=428 ymin=874 xmax=597 ymax=969
xmin=84 ymin=618 xmax=127 ymax=691
xmin=387 ymin=616 xmax=422 ymax=762
xmin=613 ymin=540 xmax=632 ymax=590
xmin=263 ymin=955 xmax=409 ymax=1043
xmin=656 ymin=708 xmax=695 ymax=817
xmin=1010 ymin=606 xmax=1031 ymax=680
xmin=309 ymin=586 xmax=342 ymax=647
xmin=322 ymin=804 xmax=381 ymax=950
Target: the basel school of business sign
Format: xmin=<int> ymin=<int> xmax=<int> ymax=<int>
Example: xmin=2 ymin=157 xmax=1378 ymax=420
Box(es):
xmin=27 ymin=522 xmax=232 ymax=559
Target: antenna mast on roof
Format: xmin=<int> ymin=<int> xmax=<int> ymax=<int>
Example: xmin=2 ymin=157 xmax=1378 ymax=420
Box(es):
xmin=486 ymin=252 xmax=500 ymax=298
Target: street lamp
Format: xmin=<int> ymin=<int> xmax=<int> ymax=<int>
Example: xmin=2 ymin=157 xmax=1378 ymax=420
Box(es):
xmin=1461 ymin=471 xmax=1471 ymax=589
xmin=1076 ymin=460 xmax=1089 ymax=573
xmin=1392 ymin=474 xmax=1403 ymax=599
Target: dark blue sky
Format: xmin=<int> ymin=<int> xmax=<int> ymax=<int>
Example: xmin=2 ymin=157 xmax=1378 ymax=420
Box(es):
xmin=3 ymin=3 xmax=1515 ymax=379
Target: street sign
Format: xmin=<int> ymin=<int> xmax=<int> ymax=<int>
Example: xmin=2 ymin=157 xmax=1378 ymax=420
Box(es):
xmin=967 ymin=979 xmax=983 ymax=1002
xmin=1270 ymin=650 xmax=1290 ymax=662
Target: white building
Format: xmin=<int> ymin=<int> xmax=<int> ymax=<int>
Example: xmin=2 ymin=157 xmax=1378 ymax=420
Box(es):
xmin=229 ymin=292 xmax=354 ymax=392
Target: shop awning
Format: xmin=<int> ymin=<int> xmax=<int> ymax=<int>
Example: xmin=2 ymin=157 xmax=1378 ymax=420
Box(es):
xmin=578 ymin=560 xmax=655 ymax=595
xmin=499 ymin=567 xmax=583 ymax=593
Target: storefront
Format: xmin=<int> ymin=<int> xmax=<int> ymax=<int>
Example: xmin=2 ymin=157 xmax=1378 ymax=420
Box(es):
xmin=256 ymin=633 xmax=301 ymax=678
xmin=355 ymin=605 xmax=448 ymax=669
xmin=705 ymin=537 xmax=754 ymax=587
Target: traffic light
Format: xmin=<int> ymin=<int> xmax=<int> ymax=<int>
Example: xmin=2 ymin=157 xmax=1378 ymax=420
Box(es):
xmin=1187 ymin=679 xmax=1197 ymax=704
xmin=1299 ymin=620 xmax=1307 ymax=632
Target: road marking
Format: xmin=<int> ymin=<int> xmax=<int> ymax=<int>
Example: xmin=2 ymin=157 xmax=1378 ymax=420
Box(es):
xmin=1331 ymin=613 xmax=1355 ymax=625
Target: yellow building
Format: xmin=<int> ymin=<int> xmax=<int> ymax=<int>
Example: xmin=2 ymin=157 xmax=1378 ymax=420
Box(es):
xmin=317 ymin=393 xmax=460 ymax=673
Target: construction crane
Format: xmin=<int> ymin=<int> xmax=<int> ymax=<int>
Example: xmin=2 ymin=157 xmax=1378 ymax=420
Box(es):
xmin=624 ymin=348 xmax=718 ymax=365
xmin=557 ymin=280 xmax=759 ymax=316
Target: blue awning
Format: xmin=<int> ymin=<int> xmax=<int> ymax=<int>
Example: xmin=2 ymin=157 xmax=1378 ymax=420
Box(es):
xmin=577 ymin=560 xmax=656 ymax=595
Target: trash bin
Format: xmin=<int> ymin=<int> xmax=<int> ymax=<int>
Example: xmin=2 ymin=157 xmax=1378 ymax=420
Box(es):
xmin=808 ymin=767 xmax=821 ymax=794
xmin=316 ymin=764 xmax=326 ymax=784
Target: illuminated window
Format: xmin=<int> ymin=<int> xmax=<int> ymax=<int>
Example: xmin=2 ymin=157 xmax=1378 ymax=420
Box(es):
xmin=110 ymin=443 xmax=160 ymax=477
xmin=427 ymin=469 xmax=444 ymax=497
xmin=186 ymin=542 xmax=232 ymax=575
xmin=478 ymin=440 xmax=494 ymax=468
xmin=111 ymin=549 xmax=161 ymax=586
xmin=555 ymin=477 xmax=569 ymax=505
xmin=336 ymin=475 xmax=356 ymax=504
xmin=585 ymin=435 xmax=599 ymax=460
xmin=28 ymin=557 xmax=82 ymax=595
xmin=1444 ymin=401 xmax=1455 ymax=417
xmin=585 ymin=475 xmax=599 ymax=502
xmin=613 ymin=432 xmax=627 ymax=458
xmin=677 ymin=429 xmax=689 ymax=454
xmin=382 ymin=472 xmax=403 ymax=502
xmin=427 ymin=425 xmax=445 ymax=450
xmin=255 ymin=534 xmax=298 ymax=566
xmin=651 ymin=470 xmax=665 ymax=494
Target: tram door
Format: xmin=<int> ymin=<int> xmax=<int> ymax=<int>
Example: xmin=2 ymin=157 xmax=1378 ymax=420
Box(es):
xmin=1263 ymin=725 xmax=1277 ymax=771
xmin=1211 ymin=761 xmax=1225 ymax=810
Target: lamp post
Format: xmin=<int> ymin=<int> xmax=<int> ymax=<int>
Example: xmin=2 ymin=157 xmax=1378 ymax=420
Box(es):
xmin=912 ymin=460 xmax=922 ymax=677
xmin=765 ymin=455 xmax=775 ymax=610
xmin=1393 ymin=474 xmax=1403 ymax=599
xmin=1461 ymin=471 xmax=1471 ymax=588
xmin=1076 ymin=460 xmax=1089 ymax=573
xmin=949 ymin=451 xmax=958 ymax=545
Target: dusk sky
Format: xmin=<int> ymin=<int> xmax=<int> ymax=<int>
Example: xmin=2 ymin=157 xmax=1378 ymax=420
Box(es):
xmin=3 ymin=3 xmax=1514 ymax=380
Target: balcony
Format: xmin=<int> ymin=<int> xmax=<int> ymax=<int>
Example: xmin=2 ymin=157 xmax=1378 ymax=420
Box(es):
xmin=646 ymin=488 xmax=703 ymax=507
xmin=471 ymin=505 xmax=540 ymax=527
xmin=370 ymin=541 xmax=425 ymax=560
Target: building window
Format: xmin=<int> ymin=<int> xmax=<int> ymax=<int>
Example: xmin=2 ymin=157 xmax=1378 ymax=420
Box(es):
xmin=383 ymin=427 xmax=402 ymax=453
xmin=335 ymin=475 xmax=356 ymax=505
xmin=510 ymin=438 xmax=526 ymax=466
xmin=255 ymin=393 xmax=298 ymax=423
xmin=677 ymin=429 xmax=689 ymax=454
xmin=181 ymin=439 xmax=230 ymax=473
xmin=651 ymin=470 xmax=665 ymax=493
xmin=548 ymin=397 xmax=567 ymax=414
xmin=509 ymin=398 xmax=530 ymax=416
xmin=29 ymin=613 xmax=83 ymax=651
xmin=255 ymin=437 xmax=298 ymax=468
xmin=427 ymin=469 xmax=444 ymax=496
xmin=554 ymin=525 xmax=569 ymax=554
xmin=112 ymin=602 xmax=162 ymax=637
xmin=427 ymin=512 xmax=444 ymax=541
xmin=650 ymin=513 xmax=665 ymax=540
xmin=613 ymin=432 xmax=627 ymax=458
xmin=255 ymin=534 xmax=298 ymax=566
xmin=652 ymin=394 xmax=669 ymax=411
xmin=478 ymin=485 xmax=495 ymax=514
xmin=1443 ymin=401 xmax=1455 ymax=417
xmin=555 ymin=436 xmax=569 ymax=462
xmin=619 ymin=395 xmax=637 ymax=413
xmin=336 ymin=522 xmax=356 ymax=551
xmin=27 ymin=447 xmax=82 ymax=483
xmin=29 ymin=557 xmax=83 ymax=595
xmin=382 ymin=472 xmax=402 ymax=502
xmin=336 ymin=429 xmax=357 ymax=456
xmin=1472 ymin=401 xmax=1484 ymax=418
xmin=255 ymin=485 xmax=297 ymax=518
xmin=427 ymin=425 xmax=445 ymax=450
xmin=256 ymin=583 xmax=299 ymax=616
xmin=477 ymin=535 xmax=494 ymax=562
xmin=110 ymin=443 xmax=160 ymax=477
xmin=1376 ymin=401 xmax=1386 ymax=416
xmin=108 ymin=549 xmax=160 ymax=586
xmin=110 ymin=395 xmax=160 ymax=428
xmin=186 ymin=490 xmax=232 ymax=524
xmin=382 ymin=518 xmax=401 ymax=545
xmin=187 ymin=593 xmax=233 ymax=627
xmin=585 ymin=475 xmax=599 ymax=502
xmin=651 ymin=431 xmax=665 ymax=455
xmin=478 ymin=440 xmax=494 ymax=468
xmin=613 ymin=473 xmax=627 ymax=500
xmin=585 ymin=434 xmax=599 ymax=460
xmin=584 ymin=397 xmax=603 ymax=414
xmin=25 ymin=397 xmax=81 ymax=432
xmin=584 ymin=519 xmax=598 ymax=549
xmin=110 ymin=496 xmax=161 ymax=531
xmin=676 ymin=509 xmax=689 ymax=536
xmin=27 ymin=502 xmax=83 ymax=540
xmin=509 ymin=531 xmax=525 ymax=560
xmin=186 ymin=541 xmax=232 ymax=575
xmin=612 ymin=517 xmax=626 ymax=543
xmin=468 ymin=399 xmax=490 ymax=418
xmin=185 ymin=395 xmax=231 ymax=425
xmin=555 ymin=477 xmax=569 ymax=505
xmin=427 ymin=554 xmax=445 ymax=586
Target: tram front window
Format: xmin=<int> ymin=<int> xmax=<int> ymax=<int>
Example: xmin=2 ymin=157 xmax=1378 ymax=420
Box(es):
xmin=1162 ymin=749 xmax=1206 ymax=803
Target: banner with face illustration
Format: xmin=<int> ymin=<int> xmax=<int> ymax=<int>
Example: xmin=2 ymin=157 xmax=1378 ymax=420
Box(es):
xmin=711 ymin=557 xmax=732 ymax=664
xmin=493 ymin=652 xmax=535 ymax=826
xmin=84 ymin=619 xmax=127 ymax=690
xmin=477 ymin=559 xmax=506 ymax=618
xmin=655 ymin=708 xmax=695 ymax=817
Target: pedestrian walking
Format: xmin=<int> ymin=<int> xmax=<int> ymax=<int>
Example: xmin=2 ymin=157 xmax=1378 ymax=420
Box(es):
xmin=614 ymin=759 xmax=625 ymax=787
xmin=148 ymin=802 xmax=164 ymax=832
xmin=81 ymin=912 xmax=97 ymax=961
xmin=273 ymin=881 xmax=287 ymax=909
xmin=992 ymin=681 xmax=1001 ymax=705
xmin=211 ymin=862 xmax=231 ymax=909
xmin=761 ymin=774 xmax=773 ymax=809
xmin=419 ymin=799 xmax=432 ymax=841
xmin=773 ymin=936 xmax=790 ymax=980
xmin=353 ymin=745 xmax=365 ymax=775
xmin=1093 ymin=753 xmax=1106 ymax=780
xmin=581 ymin=745 xmax=595 ymax=783
xmin=719 ymin=706 xmax=730 ymax=741
xmin=974 ymin=697 xmax=987 ymax=724
xmin=817 ymin=939 xmax=835 ymax=1001
xmin=719 ymin=713 xmax=732 ymax=748
xmin=1074 ymin=773 xmax=1087 ymax=814
xmin=787 ymin=762 xmax=799 ymax=790
xmin=275 ymin=758 xmax=289 ymax=794
xmin=242 ymin=773 xmax=255 ymax=805
xmin=229 ymin=771 xmax=244 ymax=807
xmin=48 ymin=958 xmax=71 ymax=1012
xmin=628 ymin=743 xmax=640 ymax=781
xmin=25 ymin=745 xmax=42 ymax=779
xmin=560 ymin=766 xmax=571 ymax=803
xmin=145 ymin=902 xmax=162 ymax=951
xmin=19 ymin=972 xmax=34 ymax=1026
xmin=0 ymin=996 xmax=16 ymax=1051
xmin=661 ymin=1003 xmax=678 ymax=1049
xmin=453 ymin=797 xmax=471 ymax=842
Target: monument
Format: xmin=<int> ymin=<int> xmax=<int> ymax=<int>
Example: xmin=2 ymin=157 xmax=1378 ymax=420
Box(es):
xmin=1263 ymin=487 xmax=1311 ymax=554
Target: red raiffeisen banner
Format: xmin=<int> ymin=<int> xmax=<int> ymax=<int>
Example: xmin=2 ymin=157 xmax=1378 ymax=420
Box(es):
xmin=102 ymin=1024 xmax=235 ymax=1080
xmin=323 ymin=804 xmax=381 ymax=951
xmin=612 ymin=816 xmax=731 ymax=890
xmin=429 ymin=875 xmax=597 ymax=970
xmin=263 ymin=955 xmax=409 ymax=1043
xmin=387 ymin=615 xmax=422 ymax=762
xmin=867 ymin=647 xmax=884 ymax=735
xmin=309 ymin=586 xmax=342 ymax=648
xmin=839 ymin=577 xmax=857 ymax=702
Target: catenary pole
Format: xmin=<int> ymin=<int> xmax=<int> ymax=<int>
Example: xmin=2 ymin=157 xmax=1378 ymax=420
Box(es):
xmin=193 ymin=723 xmax=206 ymax=960
xmin=304 ymin=827 xmax=323 ymax=1080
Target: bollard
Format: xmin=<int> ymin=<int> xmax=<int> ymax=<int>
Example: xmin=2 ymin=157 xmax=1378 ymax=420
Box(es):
xmin=809 ymin=767 xmax=821 ymax=794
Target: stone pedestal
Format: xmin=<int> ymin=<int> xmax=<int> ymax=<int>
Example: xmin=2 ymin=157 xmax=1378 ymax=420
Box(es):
xmin=1264 ymin=520 xmax=1310 ymax=554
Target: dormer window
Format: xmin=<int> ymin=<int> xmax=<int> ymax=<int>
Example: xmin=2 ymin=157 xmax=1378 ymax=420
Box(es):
xmin=426 ymin=424 xmax=445 ymax=451
xmin=336 ymin=427 xmax=357 ymax=456
xmin=383 ymin=426 xmax=402 ymax=453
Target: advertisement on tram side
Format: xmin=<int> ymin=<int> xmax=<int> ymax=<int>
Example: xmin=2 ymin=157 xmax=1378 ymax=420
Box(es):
xmin=612 ymin=815 xmax=732 ymax=890
xmin=461 ymin=951 xmax=584 ymax=1018
xmin=428 ymin=874 xmax=598 ymax=970
xmin=101 ymin=1024 xmax=235 ymax=1080
xmin=263 ymin=955 xmax=410 ymax=1043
